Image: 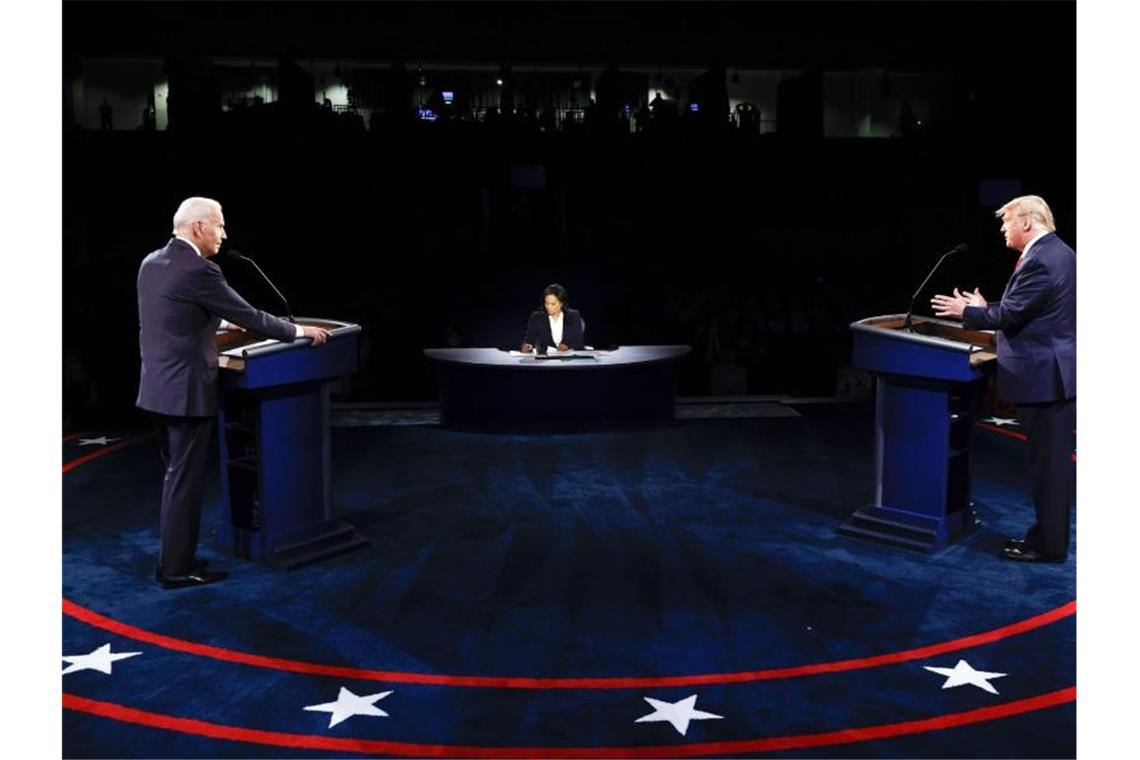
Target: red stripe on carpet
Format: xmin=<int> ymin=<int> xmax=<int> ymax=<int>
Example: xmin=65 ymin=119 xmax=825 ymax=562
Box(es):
xmin=976 ymin=422 xmax=1028 ymax=441
xmin=62 ymin=434 xmax=152 ymax=474
xmin=62 ymin=686 xmax=1075 ymax=757
xmin=61 ymin=598 xmax=1075 ymax=690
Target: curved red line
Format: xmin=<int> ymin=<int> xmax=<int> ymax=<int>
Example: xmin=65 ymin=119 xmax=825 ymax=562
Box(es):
xmin=63 ymin=687 xmax=1075 ymax=757
xmin=976 ymin=422 xmax=1028 ymax=441
xmin=61 ymin=598 xmax=1075 ymax=690
xmin=62 ymin=434 xmax=152 ymax=474
xmin=977 ymin=421 xmax=1077 ymax=462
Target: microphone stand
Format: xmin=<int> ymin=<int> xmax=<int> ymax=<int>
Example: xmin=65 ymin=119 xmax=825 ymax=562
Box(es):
xmin=904 ymin=244 xmax=966 ymax=332
xmin=225 ymin=249 xmax=295 ymax=323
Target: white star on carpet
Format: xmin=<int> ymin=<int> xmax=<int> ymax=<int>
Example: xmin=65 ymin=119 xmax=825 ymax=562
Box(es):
xmin=62 ymin=643 xmax=142 ymax=675
xmin=982 ymin=417 xmax=1018 ymax=427
xmin=304 ymin=686 xmax=393 ymax=728
xmin=635 ymin=694 xmax=724 ymax=736
xmin=78 ymin=436 xmax=120 ymax=446
xmin=924 ymin=659 xmax=1008 ymax=694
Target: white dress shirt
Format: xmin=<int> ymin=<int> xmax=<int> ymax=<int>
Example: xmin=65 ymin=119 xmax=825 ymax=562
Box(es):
xmin=548 ymin=312 xmax=563 ymax=346
xmin=1021 ymin=229 xmax=1049 ymax=261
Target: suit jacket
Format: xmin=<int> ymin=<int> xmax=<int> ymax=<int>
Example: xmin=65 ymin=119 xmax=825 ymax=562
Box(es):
xmin=523 ymin=308 xmax=585 ymax=350
xmin=136 ymin=238 xmax=298 ymax=417
xmin=962 ymin=232 xmax=1076 ymax=404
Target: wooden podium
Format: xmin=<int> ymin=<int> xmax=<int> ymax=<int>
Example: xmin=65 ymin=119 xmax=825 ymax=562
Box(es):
xmin=842 ymin=315 xmax=997 ymax=551
xmin=213 ymin=318 xmax=368 ymax=569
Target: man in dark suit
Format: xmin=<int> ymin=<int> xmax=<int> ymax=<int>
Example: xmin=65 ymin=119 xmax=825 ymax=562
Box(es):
xmin=521 ymin=283 xmax=586 ymax=352
xmin=932 ymin=195 xmax=1076 ymax=562
xmin=137 ymin=197 xmax=330 ymax=588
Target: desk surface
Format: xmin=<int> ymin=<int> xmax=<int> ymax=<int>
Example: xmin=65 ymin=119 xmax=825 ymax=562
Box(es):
xmin=423 ymin=345 xmax=691 ymax=370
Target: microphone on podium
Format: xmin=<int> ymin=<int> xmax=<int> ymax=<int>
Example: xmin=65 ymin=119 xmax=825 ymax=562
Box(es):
xmin=222 ymin=248 xmax=296 ymax=324
xmin=904 ymin=243 xmax=967 ymax=332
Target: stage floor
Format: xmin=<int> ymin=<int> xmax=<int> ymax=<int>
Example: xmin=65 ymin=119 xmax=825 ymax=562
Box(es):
xmin=62 ymin=406 xmax=1075 ymax=758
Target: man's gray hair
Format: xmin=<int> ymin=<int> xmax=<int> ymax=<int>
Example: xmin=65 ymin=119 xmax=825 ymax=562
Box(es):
xmin=996 ymin=195 xmax=1056 ymax=232
xmin=172 ymin=197 xmax=222 ymax=232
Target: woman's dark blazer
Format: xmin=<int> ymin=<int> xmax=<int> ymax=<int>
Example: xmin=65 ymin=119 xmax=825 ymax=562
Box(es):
xmin=523 ymin=308 xmax=585 ymax=349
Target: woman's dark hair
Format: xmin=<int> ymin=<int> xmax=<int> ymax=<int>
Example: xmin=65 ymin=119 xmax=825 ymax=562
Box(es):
xmin=542 ymin=283 xmax=568 ymax=307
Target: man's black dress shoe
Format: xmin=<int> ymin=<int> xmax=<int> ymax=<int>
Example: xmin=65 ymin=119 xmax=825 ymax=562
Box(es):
xmin=154 ymin=559 xmax=209 ymax=582
xmin=1001 ymin=545 xmax=1065 ymax=563
xmin=157 ymin=569 xmax=228 ymax=589
xmin=1005 ymin=538 xmax=1026 ymax=550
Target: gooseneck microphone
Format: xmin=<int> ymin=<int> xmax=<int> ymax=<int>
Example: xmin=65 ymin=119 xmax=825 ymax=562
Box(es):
xmin=904 ymin=243 xmax=967 ymax=332
xmin=223 ymin=248 xmax=296 ymax=323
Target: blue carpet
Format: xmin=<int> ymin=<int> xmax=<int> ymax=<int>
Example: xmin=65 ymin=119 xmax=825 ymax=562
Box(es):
xmin=61 ymin=410 xmax=1075 ymax=757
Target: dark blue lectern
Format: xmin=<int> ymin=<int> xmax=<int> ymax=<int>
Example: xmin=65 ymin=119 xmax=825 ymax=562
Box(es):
xmin=843 ymin=315 xmax=997 ymax=552
xmin=214 ymin=318 xmax=368 ymax=569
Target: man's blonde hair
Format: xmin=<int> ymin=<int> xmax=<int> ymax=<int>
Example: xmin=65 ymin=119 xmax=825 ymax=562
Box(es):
xmin=995 ymin=195 xmax=1056 ymax=232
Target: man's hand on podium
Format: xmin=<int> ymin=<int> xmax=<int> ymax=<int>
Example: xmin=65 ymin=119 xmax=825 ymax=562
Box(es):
xmin=302 ymin=325 xmax=331 ymax=346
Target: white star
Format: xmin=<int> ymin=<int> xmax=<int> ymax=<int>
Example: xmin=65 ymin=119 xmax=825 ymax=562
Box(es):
xmin=304 ymin=687 xmax=393 ymax=728
xmin=924 ymin=659 xmax=1008 ymax=694
xmin=77 ymin=436 xmax=121 ymax=446
xmin=982 ymin=417 xmax=1019 ymax=427
xmin=635 ymin=694 xmax=724 ymax=736
xmin=62 ymin=643 xmax=142 ymax=675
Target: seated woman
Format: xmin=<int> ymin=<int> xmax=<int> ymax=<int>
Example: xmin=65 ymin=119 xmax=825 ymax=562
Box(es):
xmin=521 ymin=283 xmax=585 ymax=352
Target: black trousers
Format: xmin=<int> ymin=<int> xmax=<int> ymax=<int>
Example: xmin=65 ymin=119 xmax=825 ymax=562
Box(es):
xmin=1016 ymin=398 xmax=1077 ymax=557
xmin=150 ymin=413 xmax=215 ymax=576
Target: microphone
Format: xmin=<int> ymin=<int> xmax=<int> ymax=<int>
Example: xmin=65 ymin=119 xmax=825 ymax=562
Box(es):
xmin=223 ymin=248 xmax=295 ymax=323
xmin=904 ymin=243 xmax=967 ymax=332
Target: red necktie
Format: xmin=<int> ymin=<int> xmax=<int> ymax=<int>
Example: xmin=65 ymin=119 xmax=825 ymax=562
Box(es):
xmin=1014 ymin=253 xmax=1025 ymax=270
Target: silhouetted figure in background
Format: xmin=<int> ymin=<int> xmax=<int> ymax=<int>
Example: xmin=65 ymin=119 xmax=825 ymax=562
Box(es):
xmin=140 ymin=105 xmax=156 ymax=131
xmin=687 ymin=63 xmax=730 ymax=133
xmin=735 ymin=102 xmax=759 ymax=134
xmin=633 ymin=102 xmax=651 ymax=132
xmin=582 ymin=100 xmax=599 ymax=131
xmin=538 ymin=107 xmax=556 ymax=132
xmin=382 ymin=60 xmax=414 ymax=127
xmin=99 ymin=98 xmax=113 ymax=130
xmin=649 ymin=92 xmax=677 ymax=133
xmin=897 ymin=97 xmax=918 ymax=138
xmin=595 ymin=62 xmax=623 ymax=121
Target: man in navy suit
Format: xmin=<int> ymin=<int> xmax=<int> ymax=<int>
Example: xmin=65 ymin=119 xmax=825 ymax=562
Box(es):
xmin=520 ymin=283 xmax=586 ymax=352
xmin=932 ymin=195 xmax=1076 ymax=562
xmin=137 ymin=197 xmax=330 ymax=588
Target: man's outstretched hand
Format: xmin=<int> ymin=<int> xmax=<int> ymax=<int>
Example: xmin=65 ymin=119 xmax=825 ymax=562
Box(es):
xmin=931 ymin=287 xmax=987 ymax=319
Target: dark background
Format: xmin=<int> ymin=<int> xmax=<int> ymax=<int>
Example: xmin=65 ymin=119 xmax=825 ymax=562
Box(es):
xmin=61 ymin=1 xmax=1076 ymax=429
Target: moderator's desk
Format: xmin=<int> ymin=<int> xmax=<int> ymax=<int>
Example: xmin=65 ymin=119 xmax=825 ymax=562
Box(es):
xmin=424 ymin=346 xmax=691 ymax=431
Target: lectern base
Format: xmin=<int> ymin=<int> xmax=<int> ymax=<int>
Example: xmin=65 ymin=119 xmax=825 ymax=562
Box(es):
xmin=839 ymin=504 xmax=980 ymax=553
xmin=219 ymin=519 xmax=370 ymax=571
